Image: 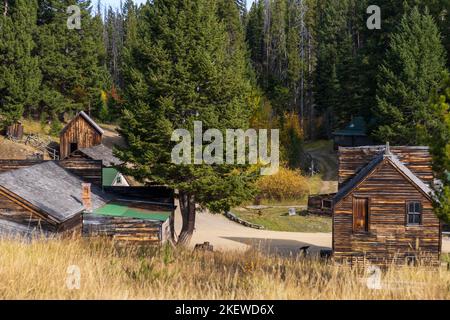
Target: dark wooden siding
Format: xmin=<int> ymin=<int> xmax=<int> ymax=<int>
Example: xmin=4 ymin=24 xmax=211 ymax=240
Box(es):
xmin=60 ymin=115 xmax=102 ymax=159
xmin=338 ymin=146 xmax=434 ymax=187
xmin=0 ymin=190 xmax=56 ymax=236
xmin=307 ymin=193 xmax=334 ymax=215
xmin=103 ymin=186 xmax=175 ymax=205
xmin=333 ymin=160 xmax=440 ymax=266
xmin=59 ymin=159 xmax=102 ymax=186
xmin=82 ymin=214 xmax=167 ymax=245
xmin=0 ymin=189 xmax=83 ymax=238
xmin=0 ymin=160 xmax=44 ymax=173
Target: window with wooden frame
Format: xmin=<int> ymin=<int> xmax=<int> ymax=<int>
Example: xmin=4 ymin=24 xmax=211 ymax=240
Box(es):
xmin=353 ymin=197 xmax=369 ymax=232
xmin=407 ymin=201 xmax=422 ymax=225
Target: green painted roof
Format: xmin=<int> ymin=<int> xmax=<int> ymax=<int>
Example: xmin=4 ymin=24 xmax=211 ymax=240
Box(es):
xmin=93 ymin=203 xmax=171 ymax=221
xmin=102 ymin=168 xmax=119 ymax=186
xmin=333 ymin=116 xmax=367 ymax=136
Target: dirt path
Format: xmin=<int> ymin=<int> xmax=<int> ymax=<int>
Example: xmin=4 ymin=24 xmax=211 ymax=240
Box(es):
xmin=174 ymin=204 xmax=331 ymax=257
xmin=174 ymin=206 xmax=450 ymax=255
xmin=100 ymin=126 xmax=127 ymax=149
xmin=0 ymin=136 xmax=43 ymax=159
xmin=306 ymin=142 xmax=338 ymax=194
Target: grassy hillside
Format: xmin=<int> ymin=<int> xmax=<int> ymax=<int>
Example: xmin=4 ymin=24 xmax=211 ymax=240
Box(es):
xmin=0 ymin=238 xmax=448 ymax=299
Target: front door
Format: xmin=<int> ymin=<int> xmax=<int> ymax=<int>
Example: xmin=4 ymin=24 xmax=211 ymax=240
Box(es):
xmin=353 ymin=198 xmax=369 ymax=232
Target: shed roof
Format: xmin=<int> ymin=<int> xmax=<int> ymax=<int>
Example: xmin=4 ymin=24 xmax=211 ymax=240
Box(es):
xmin=79 ymin=144 xmax=122 ymax=166
xmin=61 ymin=111 xmax=105 ymax=136
xmin=0 ymin=162 xmax=109 ymax=222
xmin=334 ymin=148 xmax=434 ymax=204
xmin=93 ymin=203 xmax=171 ymax=221
xmin=333 ymin=116 xmax=367 ymax=137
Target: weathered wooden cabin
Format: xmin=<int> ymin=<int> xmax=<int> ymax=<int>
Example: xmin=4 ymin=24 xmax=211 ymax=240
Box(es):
xmin=333 ymin=144 xmax=441 ymax=266
xmin=82 ymin=187 xmax=175 ymax=245
xmin=332 ymin=117 xmax=373 ymax=150
xmin=6 ymin=122 xmax=24 ymax=141
xmin=60 ymin=111 xmax=104 ymax=160
xmin=0 ymin=160 xmax=174 ymax=245
xmin=307 ymin=193 xmax=335 ymax=216
xmin=67 ymin=144 xmax=130 ymax=187
xmin=0 ymin=161 xmax=108 ymax=238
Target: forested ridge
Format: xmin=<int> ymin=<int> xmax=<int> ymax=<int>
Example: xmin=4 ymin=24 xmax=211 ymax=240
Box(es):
xmin=0 ymin=0 xmax=449 ymax=237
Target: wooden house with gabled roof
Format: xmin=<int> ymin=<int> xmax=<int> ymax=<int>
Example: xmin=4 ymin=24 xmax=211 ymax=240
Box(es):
xmin=333 ymin=143 xmax=442 ymax=266
xmin=0 ymin=160 xmax=175 ymax=244
xmin=0 ymin=161 xmax=109 ymax=238
xmin=60 ymin=111 xmax=104 ymax=160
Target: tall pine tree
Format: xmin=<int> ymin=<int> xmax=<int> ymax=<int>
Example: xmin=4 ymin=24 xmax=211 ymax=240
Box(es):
xmin=0 ymin=0 xmax=41 ymax=126
xmin=36 ymin=0 xmax=107 ymax=121
xmin=427 ymin=73 xmax=450 ymax=222
xmin=117 ymin=0 xmax=256 ymax=245
xmin=375 ymin=6 xmax=447 ymax=144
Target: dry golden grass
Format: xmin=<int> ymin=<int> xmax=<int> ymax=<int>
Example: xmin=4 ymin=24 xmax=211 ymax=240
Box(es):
xmin=0 ymin=237 xmax=449 ymax=300
xmin=21 ymin=119 xmax=59 ymax=142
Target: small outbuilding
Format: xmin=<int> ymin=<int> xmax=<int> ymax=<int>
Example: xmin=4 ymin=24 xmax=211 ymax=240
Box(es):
xmin=332 ymin=117 xmax=373 ymax=150
xmin=82 ymin=200 xmax=172 ymax=245
xmin=67 ymin=144 xmax=130 ymax=187
xmin=332 ymin=144 xmax=442 ymax=266
xmin=0 ymin=160 xmax=174 ymax=245
xmin=60 ymin=111 xmax=104 ymax=160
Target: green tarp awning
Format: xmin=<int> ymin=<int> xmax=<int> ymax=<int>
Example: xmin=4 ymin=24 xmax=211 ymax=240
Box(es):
xmin=93 ymin=203 xmax=170 ymax=222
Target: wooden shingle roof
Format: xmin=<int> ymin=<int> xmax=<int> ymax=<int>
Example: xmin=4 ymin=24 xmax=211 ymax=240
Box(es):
xmin=0 ymin=162 xmax=109 ymax=222
xmin=78 ymin=144 xmax=122 ymax=166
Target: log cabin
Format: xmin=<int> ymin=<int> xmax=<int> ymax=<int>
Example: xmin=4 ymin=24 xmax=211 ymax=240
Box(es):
xmin=307 ymin=193 xmax=335 ymax=216
xmin=82 ymin=186 xmax=175 ymax=245
xmin=0 ymin=161 xmax=109 ymax=238
xmin=0 ymin=160 xmax=174 ymax=244
xmin=332 ymin=144 xmax=441 ymax=266
xmin=66 ymin=144 xmax=130 ymax=187
xmin=60 ymin=111 xmax=104 ymax=160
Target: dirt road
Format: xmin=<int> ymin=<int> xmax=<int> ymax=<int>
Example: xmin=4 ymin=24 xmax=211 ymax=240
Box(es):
xmin=175 ymin=206 xmax=331 ymax=257
xmin=175 ymin=206 xmax=450 ymax=256
xmin=306 ymin=142 xmax=338 ymax=194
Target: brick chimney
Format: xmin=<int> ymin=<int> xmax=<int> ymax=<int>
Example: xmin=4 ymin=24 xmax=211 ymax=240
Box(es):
xmin=82 ymin=183 xmax=92 ymax=212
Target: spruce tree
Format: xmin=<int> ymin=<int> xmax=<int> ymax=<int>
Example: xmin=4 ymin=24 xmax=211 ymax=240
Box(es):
xmin=36 ymin=0 xmax=107 ymax=120
xmin=246 ymin=0 xmax=265 ymax=79
xmin=375 ymin=7 xmax=447 ymax=144
xmin=117 ymin=0 xmax=257 ymax=245
xmin=0 ymin=0 xmax=41 ymax=126
xmin=427 ymin=73 xmax=450 ymax=222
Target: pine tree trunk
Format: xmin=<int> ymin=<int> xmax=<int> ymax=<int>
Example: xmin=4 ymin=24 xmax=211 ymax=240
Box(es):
xmin=176 ymin=191 xmax=196 ymax=246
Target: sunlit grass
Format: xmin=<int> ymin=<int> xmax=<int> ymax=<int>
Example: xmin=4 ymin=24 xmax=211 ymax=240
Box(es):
xmin=233 ymin=207 xmax=331 ymax=232
xmin=0 ymin=237 xmax=448 ymax=300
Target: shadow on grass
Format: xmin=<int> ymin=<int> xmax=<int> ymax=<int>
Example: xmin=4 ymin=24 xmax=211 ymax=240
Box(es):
xmin=221 ymin=236 xmax=330 ymax=258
